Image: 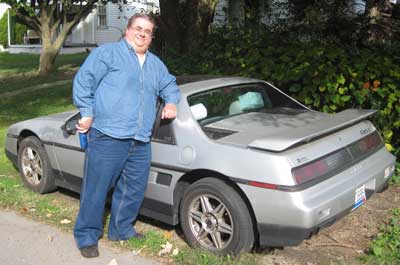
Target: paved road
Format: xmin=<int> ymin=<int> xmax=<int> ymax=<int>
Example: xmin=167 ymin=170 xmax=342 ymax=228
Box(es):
xmin=0 ymin=211 xmax=159 ymax=265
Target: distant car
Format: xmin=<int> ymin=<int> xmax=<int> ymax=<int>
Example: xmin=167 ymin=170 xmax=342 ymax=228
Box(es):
xmin=5 ymin=76 xmax=396 ymax=255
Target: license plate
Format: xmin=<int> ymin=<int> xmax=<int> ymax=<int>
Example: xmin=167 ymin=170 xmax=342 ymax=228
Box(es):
xmin=352 ymin=185 xmax=366 ymax=211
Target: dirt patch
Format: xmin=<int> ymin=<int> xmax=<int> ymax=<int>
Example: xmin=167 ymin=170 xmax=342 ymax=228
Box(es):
xmin=258 ymin=184 xmax=400 ymax=265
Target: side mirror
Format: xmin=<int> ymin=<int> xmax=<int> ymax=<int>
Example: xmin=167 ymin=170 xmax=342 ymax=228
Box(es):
xmin=61 ymin=112 xmax=80 ymax=135
xmin=62 ymin=119 xmax=78 ymax=135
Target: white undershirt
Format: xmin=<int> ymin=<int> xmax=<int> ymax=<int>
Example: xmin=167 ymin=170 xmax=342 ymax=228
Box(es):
xmin=137 ymin=53 xmax=146 ymax=67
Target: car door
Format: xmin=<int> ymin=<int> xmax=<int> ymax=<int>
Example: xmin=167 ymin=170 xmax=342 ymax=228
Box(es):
xmin=52 ymin=112 xmax=85 ymax=192
xmin=142 ymin=104 xmax=184 ymax=223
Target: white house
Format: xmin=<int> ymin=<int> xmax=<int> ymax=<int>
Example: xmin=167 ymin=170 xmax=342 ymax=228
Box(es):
xmin=2 ymin=0 xmax=159 ymax=54
xmin=65 ymin=0 xmax=159 ymax=46
xmin=0 ymin=3 xmax=8 ymax=19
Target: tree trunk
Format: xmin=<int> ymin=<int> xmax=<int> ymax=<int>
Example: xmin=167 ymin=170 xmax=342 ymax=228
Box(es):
xmin=38 ymin=47 xmax=59 ymax=76
xmin=366 ymin=0 xmax=394 ymax=45
xmin=228 ymin=0 xmax=245 ymax=26
xmin=157 ymin=0 xmax=218 ymax=54
xmin=10 ymin=0 xmax=99 ymax=76
xmin=157 ymin=0 xmax=181 ymax=51
xmin=36 ymin=8 xmax=70 ymax=76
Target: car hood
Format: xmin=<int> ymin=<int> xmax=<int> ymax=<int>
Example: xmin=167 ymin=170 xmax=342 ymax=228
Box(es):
xmin=32 ymin=110 xmax=77 ymax=121
xmin=206 ymin=109 xmax=376 ymax=151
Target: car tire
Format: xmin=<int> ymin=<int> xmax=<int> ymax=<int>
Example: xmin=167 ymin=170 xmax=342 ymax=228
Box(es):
xmin=180 ymin=177 xmax=254 ymax=255
xmin=17 ymin=136 xmax=57 ymax=194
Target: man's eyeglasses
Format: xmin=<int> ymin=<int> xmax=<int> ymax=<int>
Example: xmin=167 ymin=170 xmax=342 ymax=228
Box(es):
xmin=133 ymin=26 xmax=153 ymax=38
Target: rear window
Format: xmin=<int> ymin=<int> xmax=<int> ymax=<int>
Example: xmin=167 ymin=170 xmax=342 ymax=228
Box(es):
xmin=187 ymin=82 xmax=307 ymax=126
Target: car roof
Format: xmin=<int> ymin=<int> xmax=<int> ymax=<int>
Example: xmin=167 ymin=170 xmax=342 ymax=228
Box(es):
xmin=176 ymin=76 xmax=263 ymax=96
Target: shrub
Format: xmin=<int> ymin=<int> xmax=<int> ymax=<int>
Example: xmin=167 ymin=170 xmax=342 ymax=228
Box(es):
xmin=0 ymin=13 xmax=7 ymax=48
xmin=164 ymin=27 xmax=400 ymax=158
xmin=362 ymin=208 xmax=400 ymax=264
xmin=0 ymin=13 xmax=27 ymax=47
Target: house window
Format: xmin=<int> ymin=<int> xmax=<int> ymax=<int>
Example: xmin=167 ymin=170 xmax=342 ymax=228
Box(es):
xmin=97 ymin=5 xmax=107 ymax=28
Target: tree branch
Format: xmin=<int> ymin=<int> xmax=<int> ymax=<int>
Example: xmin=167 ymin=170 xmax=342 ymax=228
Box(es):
xmin=14 ymin=9 xmax=41 ymax=32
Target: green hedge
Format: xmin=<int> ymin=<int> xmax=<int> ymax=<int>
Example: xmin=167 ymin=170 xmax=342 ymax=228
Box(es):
xmin=0 ymin=12 xmax=27 ymax=47
xmin=0 ymin=13 xmax=8 ymax=47
xmin=165 ymin=27 xmax=400 ymax=157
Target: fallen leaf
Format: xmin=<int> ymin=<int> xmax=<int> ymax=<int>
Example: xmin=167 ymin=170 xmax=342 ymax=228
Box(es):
xmin=157 ymin=241 xmax=173 ymax=256
xmin=372 ymin=79 xmax=381 ymax=88
xmin=60 ymin=219 xmax=72 ymax=224
xmin=107 ymin=259 xmax=118 ymax=265
xmin=20 ymin=207 xmax=28 ymax=213
xmin=132 ymin=247 xmax=144 ymax=255
xmin=172 ymin=248 xmax=179 ymax=256
xmin=47 ymin=235 xmax=53 ymax=242
xmin=163 ymin=231 xmax=173 ymax=240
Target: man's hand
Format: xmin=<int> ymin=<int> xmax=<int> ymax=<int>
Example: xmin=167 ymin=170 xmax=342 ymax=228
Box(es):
xmin=161 ymin=103 xmax=177 ymax=119
xmin=76 ymin=117 xmax=93 ymax=133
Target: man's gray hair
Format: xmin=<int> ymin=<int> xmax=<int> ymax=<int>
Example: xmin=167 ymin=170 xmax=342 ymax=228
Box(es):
xmin=124 ymin=13 xmax=155 ymax=37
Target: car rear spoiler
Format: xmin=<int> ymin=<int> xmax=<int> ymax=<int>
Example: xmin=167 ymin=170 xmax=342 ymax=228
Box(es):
xmin=248 ymin=109 xmax=377 ymax=152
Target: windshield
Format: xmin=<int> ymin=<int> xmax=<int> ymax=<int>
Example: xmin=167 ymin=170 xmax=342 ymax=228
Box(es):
xmin=187 ymin=82 xmax=307 ymax=126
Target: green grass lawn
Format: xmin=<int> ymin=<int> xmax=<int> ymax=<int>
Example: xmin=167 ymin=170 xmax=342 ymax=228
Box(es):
xmin=0 ymin=52 xmax=87 ymax=94
xmin=0 ymin=52 xmax=87 ymax=74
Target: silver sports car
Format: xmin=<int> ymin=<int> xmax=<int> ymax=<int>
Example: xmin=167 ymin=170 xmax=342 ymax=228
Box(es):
xmin=5 ymin=76 xmax=396 ymax=255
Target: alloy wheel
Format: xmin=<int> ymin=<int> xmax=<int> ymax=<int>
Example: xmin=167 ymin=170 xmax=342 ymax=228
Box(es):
xmin=21 ymin=147 xmax=43 ymax=185
xmin=188 ymin=194 xmax=234 ymax=250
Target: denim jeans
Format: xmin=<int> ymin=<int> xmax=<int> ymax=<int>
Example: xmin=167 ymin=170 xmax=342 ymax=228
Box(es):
xmin=74 ymin=128 xmax=151 ymax=249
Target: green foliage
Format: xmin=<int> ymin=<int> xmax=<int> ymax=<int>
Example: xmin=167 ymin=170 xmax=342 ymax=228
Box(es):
xmin=0 ymin=13 xmax=8 ymax=47
xmin=287 ymin=0 xmax=366 ymax=45
xmin=391 ymin=162 xmax=400 ymax=185
xmin=5 ymin=14 xmax=27 ymax=46
xmin=164 ymin=26 xmax=400 ymax=158
xmin=362 ymin=208 xmax=400 ymax=265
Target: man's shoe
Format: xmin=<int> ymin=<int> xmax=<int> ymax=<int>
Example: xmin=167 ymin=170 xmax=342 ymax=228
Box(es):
xmin=80 ymin=245 xmax=99 ymax=258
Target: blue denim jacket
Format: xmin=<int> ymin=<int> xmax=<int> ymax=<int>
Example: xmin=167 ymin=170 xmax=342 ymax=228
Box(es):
xmin=73 ymin=39 xmax=180 ymax=142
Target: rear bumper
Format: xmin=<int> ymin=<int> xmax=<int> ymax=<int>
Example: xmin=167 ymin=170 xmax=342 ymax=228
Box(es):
xmin=257 ymin=187 xmax=379 ymax=246
xmin=239 ymin=147 xmax=396 ymax=247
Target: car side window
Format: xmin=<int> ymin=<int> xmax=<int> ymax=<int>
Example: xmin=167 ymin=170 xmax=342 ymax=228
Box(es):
xmin=152 ymin=104 xmax=176 ymax=145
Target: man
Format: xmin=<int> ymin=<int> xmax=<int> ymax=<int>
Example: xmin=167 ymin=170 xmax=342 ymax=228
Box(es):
xmin=72 ymin=13 xmax=180 ymax=258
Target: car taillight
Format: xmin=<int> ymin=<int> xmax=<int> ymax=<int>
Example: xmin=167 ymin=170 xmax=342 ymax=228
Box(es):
xmin=349 ymin=131 xmax=382 ymax=156
xmin=292 ymin=159 xmax=329 ymax=184
xmin=292 ymin=131 xmax=383 ymax=185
